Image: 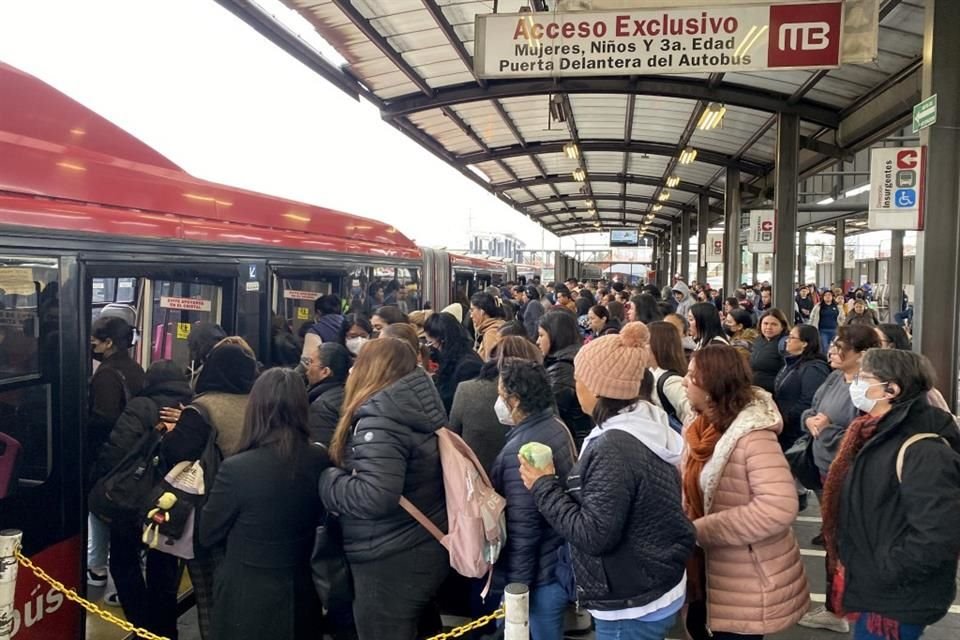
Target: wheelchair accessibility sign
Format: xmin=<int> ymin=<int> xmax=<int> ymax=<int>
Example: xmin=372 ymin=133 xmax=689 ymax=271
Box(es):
xmin=895 ymin=189 xmax=916 ymax=208
xmin=869 ymin=146 xmax=926 ymax=230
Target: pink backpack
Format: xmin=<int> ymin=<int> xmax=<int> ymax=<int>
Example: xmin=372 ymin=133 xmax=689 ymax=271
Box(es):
xmin=400 ymin=428 xmax=506 ymax=594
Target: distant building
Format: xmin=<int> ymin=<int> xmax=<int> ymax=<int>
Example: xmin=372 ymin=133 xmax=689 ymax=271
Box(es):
xmin=468 ymin=231 xmax=525 ymax=263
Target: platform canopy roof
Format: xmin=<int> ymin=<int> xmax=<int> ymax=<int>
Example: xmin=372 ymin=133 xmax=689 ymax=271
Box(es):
xmin=218 ymin=0 xmax=924 ymax=237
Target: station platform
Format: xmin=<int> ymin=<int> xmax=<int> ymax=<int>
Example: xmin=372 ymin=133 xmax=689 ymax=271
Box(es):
xmin=85 ymin=495 xmax=960 ymax=640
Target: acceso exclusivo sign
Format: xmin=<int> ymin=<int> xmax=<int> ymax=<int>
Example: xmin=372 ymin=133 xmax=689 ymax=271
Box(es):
xmin=474 ymin=1 xmax=843 ymax=78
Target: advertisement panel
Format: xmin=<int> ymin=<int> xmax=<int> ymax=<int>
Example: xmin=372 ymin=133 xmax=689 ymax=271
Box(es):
xmin=747 ymin=210 xmax=775 ymax=253
xmin=868 ymin=146 xmax=926 ymax=230
xmin=706 ymin=232 xmax=724 ymax=263
xmin=475 ymin=1 xmax=843 ymax=78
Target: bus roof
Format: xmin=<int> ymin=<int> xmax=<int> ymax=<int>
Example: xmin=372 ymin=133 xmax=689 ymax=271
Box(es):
xmin=0 ymin=63 xmax=419 ymax=257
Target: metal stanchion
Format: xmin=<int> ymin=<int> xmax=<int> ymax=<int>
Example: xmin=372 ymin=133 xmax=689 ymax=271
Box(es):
xmin=503 ymin=583 xmax=529 ymax=640
xmin=0 ymin=529 xmax=23 ymax=640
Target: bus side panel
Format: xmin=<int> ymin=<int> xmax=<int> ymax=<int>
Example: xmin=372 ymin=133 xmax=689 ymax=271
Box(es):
xmin=10 ymin=535 xmax=83 ymax=638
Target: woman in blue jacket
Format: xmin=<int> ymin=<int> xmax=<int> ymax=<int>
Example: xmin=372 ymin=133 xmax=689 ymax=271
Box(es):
xmin=491 ymin=359 xmax=576 ymax=640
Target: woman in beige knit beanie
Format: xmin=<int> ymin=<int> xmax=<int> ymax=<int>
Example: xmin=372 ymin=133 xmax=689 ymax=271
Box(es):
xmin=518 ymin=321 xmax=694 ymax=635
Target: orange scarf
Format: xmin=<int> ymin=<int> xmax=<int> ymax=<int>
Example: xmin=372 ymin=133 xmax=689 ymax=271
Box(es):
xmin=682 ymin=415 xmax=722 ymax=521
xmin=682 ymin=415 xmax=722 ymax=603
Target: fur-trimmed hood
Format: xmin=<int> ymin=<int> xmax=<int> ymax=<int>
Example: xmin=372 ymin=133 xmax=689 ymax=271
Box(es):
xmin=700 ymin=389 xmax=782 ymax=513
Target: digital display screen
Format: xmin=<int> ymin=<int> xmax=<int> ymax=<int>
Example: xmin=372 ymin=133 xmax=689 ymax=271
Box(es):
xmin=610 ymin=229 xmax=639 ymax=247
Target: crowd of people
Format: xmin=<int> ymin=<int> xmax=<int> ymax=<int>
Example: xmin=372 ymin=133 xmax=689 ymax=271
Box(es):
xmin=83 ymin=273 xmax=959 ymax=640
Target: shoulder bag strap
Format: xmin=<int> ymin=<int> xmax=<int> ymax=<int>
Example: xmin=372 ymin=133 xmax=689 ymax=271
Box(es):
xmin=656 ymin=372 xmax=678 ymax=417
xmin=896 ymin=433 xmax=948 ymax=483
xmin=398 ymin=496 xmax=445 ymax=542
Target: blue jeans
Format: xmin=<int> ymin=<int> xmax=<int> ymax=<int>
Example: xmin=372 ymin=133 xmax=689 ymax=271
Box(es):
xmin=528 ymin=582 xmax=569 ymax=640
xmin=87 ymin=513 xmax=109 ymax=571
xmin=594 ymin=612 xmax=678 ymax=640
xmin=820 ymin=328 xmax=837 ymax=353
xmin=854 ymin=615 xmax=924 ymax=640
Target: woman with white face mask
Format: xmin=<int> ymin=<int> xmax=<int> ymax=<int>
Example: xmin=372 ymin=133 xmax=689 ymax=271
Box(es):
xmin=796 ymin=324 xmax=881 ymax=634
xmin=490 ymin=358 xmax=576 ymax=640
xmin=339 ymin=313 xmax=372 ymax=358
xmin=820 ymin=349 xmax=960 ymax=640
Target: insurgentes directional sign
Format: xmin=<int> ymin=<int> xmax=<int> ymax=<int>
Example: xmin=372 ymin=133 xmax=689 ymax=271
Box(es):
xmin=475 ymin=1 xmax=843 ymax=78
xmin=869 ymin=147 xmax=926 ymax=231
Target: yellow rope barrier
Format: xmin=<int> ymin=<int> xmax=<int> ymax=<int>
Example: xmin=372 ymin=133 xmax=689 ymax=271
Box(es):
xmin=14 ymin=546 xmax=170 ymax=640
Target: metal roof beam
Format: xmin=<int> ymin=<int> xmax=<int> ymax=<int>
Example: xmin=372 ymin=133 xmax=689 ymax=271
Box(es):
xmin=621 ymin=94 xmax=636 ymax=223
xmin=531 ymin=207 xmax=676 ymax=223
xmin=214 ymin=0 xmax=364 ymax=102
xmin=330 ymin=0 xmax=433 ymax=97
xmin=526 ymin=194 xmax=697 ymax=214
xmin=381 ymin=77 xmax=840 ymax=127
xmin=494 ymin=175 xmax=726 ymax=199
xmin=461 ymin=140 xmax=769 ymax=175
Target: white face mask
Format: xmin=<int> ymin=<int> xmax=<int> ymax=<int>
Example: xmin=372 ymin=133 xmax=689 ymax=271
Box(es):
xmin=494 ymin=395 xmax=516 ymax=426
xmin=346 ymin=336 xmax=368 ymax=356
xmin=849 ymin=378 xmax=885 ymax=413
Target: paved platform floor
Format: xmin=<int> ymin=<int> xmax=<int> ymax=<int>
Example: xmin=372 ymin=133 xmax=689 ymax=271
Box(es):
xmin=89 ymin=496 xmax=960 ymax=640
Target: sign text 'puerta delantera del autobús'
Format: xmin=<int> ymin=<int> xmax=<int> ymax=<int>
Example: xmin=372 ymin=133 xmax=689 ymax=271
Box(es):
xmin=474 ymin=1 xmax=843 ymax=78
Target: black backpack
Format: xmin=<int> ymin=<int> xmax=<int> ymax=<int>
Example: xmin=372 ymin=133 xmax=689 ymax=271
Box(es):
xmin=88 ymin=426 xmax=164 ymax=524
xmin=656 ymin=371 xmax=684 ymax=434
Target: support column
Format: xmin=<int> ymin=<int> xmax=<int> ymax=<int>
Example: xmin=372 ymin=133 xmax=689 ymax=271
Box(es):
xmin=650 ymin=237 xmax=659 ymax=286
xmin=888 ymin=230 xmax=904 ymax=324
xmin=697 ymin=194 xmax=710 ymax=284
xmin=773 ymin=112 xmax=800 ymax=315
xmin=752 ymin=252 xmax=759 ymax=284
xmin=671 ymin=220 xmax=680 ymax=282
xmin=915 ymin=0 xmax=960 ymax=410
xmin=798 ymin=229 xmax=807 ymax=287
xmin=680 ymin=210 xmax=691 ymax=283
xmin=834 ymin=220 xmax=845 ymax=290
xmin=723 ymin=167 xmax=741 ymax=295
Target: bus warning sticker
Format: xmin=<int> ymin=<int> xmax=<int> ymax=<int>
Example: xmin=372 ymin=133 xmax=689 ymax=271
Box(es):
xmin=159 ymin=296 xmax=212 ymax=312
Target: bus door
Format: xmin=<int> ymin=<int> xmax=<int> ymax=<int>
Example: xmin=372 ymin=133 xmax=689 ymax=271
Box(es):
xmin=146 ymin=280 xmax=223 ymax=370
xmin=270 ymin=267 xmax=344 ymax=366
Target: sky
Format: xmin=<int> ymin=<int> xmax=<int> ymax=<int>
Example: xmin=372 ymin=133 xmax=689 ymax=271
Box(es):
xmin=0 ymin=0 xmax=606 ymax=251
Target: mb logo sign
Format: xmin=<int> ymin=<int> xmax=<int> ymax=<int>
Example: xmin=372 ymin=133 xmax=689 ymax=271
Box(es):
xmin=778 ymin=22 xmax=830 ymax=51
xmin=768 ymin=2 xmax=842 ymax=68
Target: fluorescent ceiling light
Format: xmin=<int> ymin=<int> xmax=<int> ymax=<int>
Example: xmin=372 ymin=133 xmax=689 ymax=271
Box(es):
xmin=467 ymin=164 xmax=491 ymax=183
xmin=652 ymin=204 xmax=663 ymax=212
xmin=679 ymin=147 xmax=698 ymax=165
xmin=845 ymin=184 xmax=871 ymax=198
xmin=658 ymin=191 xmax=671 ymax=201
xmin=563 ymin=142 xmax=580 ymax=160
xmin=572 ymin=167 xmax=586 ymax=182
xmin=666 ymin=176 xmax=680 ymax=188
xmin=697 ymin=103 xmax=726 ymax=130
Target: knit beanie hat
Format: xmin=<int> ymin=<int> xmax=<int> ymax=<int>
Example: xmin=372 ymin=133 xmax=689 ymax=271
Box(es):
xmin=574 ymin=321 xmax=651 ymax=400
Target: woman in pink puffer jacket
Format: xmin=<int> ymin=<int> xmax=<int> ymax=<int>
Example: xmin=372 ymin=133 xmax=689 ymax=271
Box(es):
xmin=682 ymin=345 xmax=809 ymax=640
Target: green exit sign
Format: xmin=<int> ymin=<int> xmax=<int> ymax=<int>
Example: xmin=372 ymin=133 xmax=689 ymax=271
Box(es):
xmin=913 ymin=94 xmax=937 ymax=133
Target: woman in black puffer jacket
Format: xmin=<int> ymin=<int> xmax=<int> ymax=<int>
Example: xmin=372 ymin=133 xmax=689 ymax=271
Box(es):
xmin=320 ymin=338 xmax=448 ymax=640
xmin=537 ymin=309 xmax=591 ymax=449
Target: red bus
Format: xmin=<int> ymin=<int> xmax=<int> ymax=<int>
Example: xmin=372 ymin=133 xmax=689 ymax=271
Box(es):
xmin=0 ymin=62 xmax=509 ymax=638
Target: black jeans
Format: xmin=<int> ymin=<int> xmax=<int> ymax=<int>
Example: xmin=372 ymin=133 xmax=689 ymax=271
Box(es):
xmin=109 ymin=523 xmax=180 ymax=639
xmin=350 ymin=540 xmax=449 ymax=640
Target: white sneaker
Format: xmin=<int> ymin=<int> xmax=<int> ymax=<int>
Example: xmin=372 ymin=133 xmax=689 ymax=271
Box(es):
xmin=103 ymin=591 xmax=121 ymax=607
xmin=798 ymin=606 xmax=850 ymax=632
xmin=86 ymin=568 xmax=107 ymax=588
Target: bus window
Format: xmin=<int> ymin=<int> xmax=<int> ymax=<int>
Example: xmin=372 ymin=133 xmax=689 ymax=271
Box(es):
xmin=0 ymin=256 xmax=59 ymax=495
xmin=277 ymin=279 xmax=332 ymax=338
xmin=149 ymin=281 xmax=222 ymax=369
